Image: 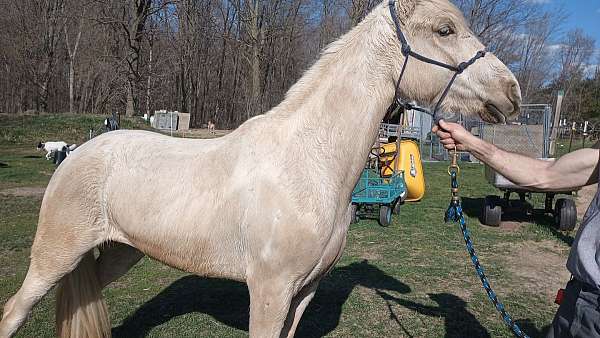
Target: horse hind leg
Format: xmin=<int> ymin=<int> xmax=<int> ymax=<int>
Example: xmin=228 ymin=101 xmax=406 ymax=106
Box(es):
xmin=0 ymin=222 xmax=106 ymax=338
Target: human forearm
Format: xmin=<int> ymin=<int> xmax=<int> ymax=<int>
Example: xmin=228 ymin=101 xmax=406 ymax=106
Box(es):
xmin=434 ymin=121 xmax=599 ymax=191
xmin=469 ymin=137 xmax=598 ymax=190
xmin=468 ymin=137 xmax=554 ymax=189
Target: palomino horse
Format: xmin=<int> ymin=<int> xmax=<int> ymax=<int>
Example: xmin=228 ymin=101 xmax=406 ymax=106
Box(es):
xmin=0 ymin=0 xmax=521 ymax=337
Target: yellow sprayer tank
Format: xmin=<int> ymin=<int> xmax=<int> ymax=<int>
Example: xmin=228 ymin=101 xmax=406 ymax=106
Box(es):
xmin=379 ymin=140 xmax=425 ymax=202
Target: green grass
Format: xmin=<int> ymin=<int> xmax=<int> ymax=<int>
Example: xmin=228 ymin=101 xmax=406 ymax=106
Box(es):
xmin=554 ymin=137 xmax=598 ymax=157
xmin=0 ymin=114 xmax=575 ymax=337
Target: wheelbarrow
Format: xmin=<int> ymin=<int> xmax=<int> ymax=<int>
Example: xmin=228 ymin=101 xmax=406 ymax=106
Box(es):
xmin=350 ymin=169 xmax=407 ymax=226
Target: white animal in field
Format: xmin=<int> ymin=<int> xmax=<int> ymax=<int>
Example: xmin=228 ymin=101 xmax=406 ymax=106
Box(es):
xmin=36 ymin=142 xmax=77 ymax=160
xmin=2 ymin=1 xmax=521 ymax=337
xmin=207 ymin=120 xmax=216 ymax=135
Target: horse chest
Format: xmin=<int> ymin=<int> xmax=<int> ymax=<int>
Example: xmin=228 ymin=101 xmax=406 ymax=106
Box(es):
xmin=311 ymin=205 xmax=352 ymax=279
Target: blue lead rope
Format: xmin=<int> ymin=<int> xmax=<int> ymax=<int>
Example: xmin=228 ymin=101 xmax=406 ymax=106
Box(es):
xmin=444 ymin=153 xmax=529 ymax=338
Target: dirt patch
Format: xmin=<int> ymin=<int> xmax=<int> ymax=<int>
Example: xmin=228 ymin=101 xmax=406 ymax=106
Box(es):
xmin=0 ymin=186 xmax=45 ymax=197
xmin=498 ymin=221 xmax=525 ymax=231
xmin=576 ymin=184 xmax=597 ymax=220
xmin=504 ymin=240 xmax=570 ymax=298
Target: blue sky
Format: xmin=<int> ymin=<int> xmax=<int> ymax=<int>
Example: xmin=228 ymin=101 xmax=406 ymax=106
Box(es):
xmin=539 ymin=0 xmax=600 ymax=59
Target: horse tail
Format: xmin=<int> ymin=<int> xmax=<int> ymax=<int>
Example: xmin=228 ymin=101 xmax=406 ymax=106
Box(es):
xmin=56 ymin=251 xmax=111 ymax=338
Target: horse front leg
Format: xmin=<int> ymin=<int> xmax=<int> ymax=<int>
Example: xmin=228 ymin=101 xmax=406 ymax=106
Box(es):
xmin=247 ymin=277 xmax=295 ymax=338
xmin=281 ymin=280 xmax=320 ymax=338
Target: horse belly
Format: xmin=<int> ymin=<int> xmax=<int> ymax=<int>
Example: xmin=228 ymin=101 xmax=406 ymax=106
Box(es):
xmin=106 ymin=179 xmax=248 ymax=281
xmin=128 ymin=232 xmax=247 ymax=281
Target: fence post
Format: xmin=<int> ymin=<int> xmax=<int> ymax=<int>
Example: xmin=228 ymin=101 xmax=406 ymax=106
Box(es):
xmin=549 ymin=90 xmax=564 ymax=156
xmin=568 ymin=122 xmax=576 ymax=152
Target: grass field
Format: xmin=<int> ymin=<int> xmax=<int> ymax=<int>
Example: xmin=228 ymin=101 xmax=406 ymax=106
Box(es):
xmin=0 ymin=114 xmax=582 ymax=337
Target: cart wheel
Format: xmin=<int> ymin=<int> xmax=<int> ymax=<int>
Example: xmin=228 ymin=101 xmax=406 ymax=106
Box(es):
xmin=350 ymin=204 xmax=359 ymax=224
xmin=554 ymin=198 xmax=577 ymax=231
xmin=379 ymin=205 xmax=392 ymax=227
xmin=393 ymin=201 xmax=402 ymax=215
xmin=482 ymin=195 xmax=502 ymax=226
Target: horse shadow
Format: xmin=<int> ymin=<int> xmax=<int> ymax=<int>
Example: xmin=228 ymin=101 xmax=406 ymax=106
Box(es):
xmin=377 ymin=290 xmax=550 ymax=338
xmin=377 ymin=290 xmax=491 ymax=338
xmin=297 ymin=260 xmax=411 ymax=337
xmin=460 ymin=197 xmax=574 ymax=246
xmin=112 ymin=260 xmax=411 ymax=337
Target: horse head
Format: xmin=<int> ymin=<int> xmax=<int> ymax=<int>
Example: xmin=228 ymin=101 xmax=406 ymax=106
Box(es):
xmin=389 ymin=0 xmax=521 ymax=123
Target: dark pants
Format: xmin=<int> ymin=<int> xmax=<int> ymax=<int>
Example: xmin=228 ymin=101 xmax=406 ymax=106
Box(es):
xmin=547 ymin=279 xmax=600 ymax=338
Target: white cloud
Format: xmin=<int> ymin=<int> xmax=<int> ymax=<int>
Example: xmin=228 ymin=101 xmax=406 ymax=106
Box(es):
xmin=545 ymin=44 xmax=563 ymax=53
xmin=584 ymin=64 xmax=599 ymax=78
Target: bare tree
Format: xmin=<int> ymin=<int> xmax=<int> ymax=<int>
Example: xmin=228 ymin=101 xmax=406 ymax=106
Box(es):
xmin=0 ymin=0 xmax=597 ymax=130
xmin=8 ymin=0 xmax=66 ymax=112
xmin=64 ymin=5 xmax=86 ymax=114
xmin=245 ymin=0 xmax=264 ymax=118
xmin=97 ymin=0 xmax=171 ymax=116
xmin=124 ymin=0 xmax=152 ymax=116
xmin=453 ymin=0 xmax=549 ymax=63
xmin=557 ymin=29 xmax=596 ymax=90
xmin=345 ymin=0 xmax=377 ymax=26
xmin=514 ymin=13 xmax=560 ymax=102
xmin=556 ymin=29 xmax=596 ymax=120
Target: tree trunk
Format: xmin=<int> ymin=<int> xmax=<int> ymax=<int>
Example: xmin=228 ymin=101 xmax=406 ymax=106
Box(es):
xmin=126 ymin=81 xmax=135 ymax=116
xmin=248 ymin=0 xmax=262 ymax=119
xmin=65 ymin=16 xmax=82 ymax=114
xmin=68 ymin=61 xmax=74 ymax=113
xmin=146 ymin=39 xmax=153 ymax=117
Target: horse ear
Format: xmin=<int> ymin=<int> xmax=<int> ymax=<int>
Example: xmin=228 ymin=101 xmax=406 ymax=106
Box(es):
xmin=394 ymin=0 xmax=418 ymax=21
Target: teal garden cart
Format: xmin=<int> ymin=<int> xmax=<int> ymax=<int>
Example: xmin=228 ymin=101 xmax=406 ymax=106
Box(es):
xmin=350 ymin=168 xmax=407 ymax=226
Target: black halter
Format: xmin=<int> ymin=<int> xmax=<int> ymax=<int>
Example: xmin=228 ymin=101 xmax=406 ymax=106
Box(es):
xmin=385 ymin=0 xmax=487 ymax=122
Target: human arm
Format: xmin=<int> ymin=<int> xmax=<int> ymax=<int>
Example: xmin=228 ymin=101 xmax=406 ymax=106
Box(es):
xmin=432 ymin=120 xmax=599 ymax=191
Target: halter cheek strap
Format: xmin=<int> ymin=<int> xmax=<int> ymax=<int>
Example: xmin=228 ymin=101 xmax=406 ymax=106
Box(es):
xmin=385 ymin=0 xmax=486 ymax=122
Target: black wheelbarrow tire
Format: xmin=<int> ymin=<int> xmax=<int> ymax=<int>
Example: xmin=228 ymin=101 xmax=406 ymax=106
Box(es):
xmin=350 ymin=204 xmax=359 ymax=224
xmin=483 ymin=195 xmax=502 ymax=227
xmin=554 ymin=198 xmax=577 ymax=231
xmin=379 ymin=205 xmax=392 ymax=227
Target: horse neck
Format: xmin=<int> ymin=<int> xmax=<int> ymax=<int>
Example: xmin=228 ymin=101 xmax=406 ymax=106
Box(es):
xmin=275 ymin=5 xmax=399 ymax=198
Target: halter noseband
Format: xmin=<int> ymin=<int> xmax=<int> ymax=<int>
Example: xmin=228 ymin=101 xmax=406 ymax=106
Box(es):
xmin=385 ymin=0 xmax=487 ymax=122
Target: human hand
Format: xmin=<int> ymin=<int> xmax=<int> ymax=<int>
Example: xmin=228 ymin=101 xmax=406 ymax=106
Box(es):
xmin=431 ymin=120 xmax=476 ymax=151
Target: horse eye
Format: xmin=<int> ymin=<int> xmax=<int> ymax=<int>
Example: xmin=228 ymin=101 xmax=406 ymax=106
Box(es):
xmin=438 ymin=26 xmax=454 ymax=37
